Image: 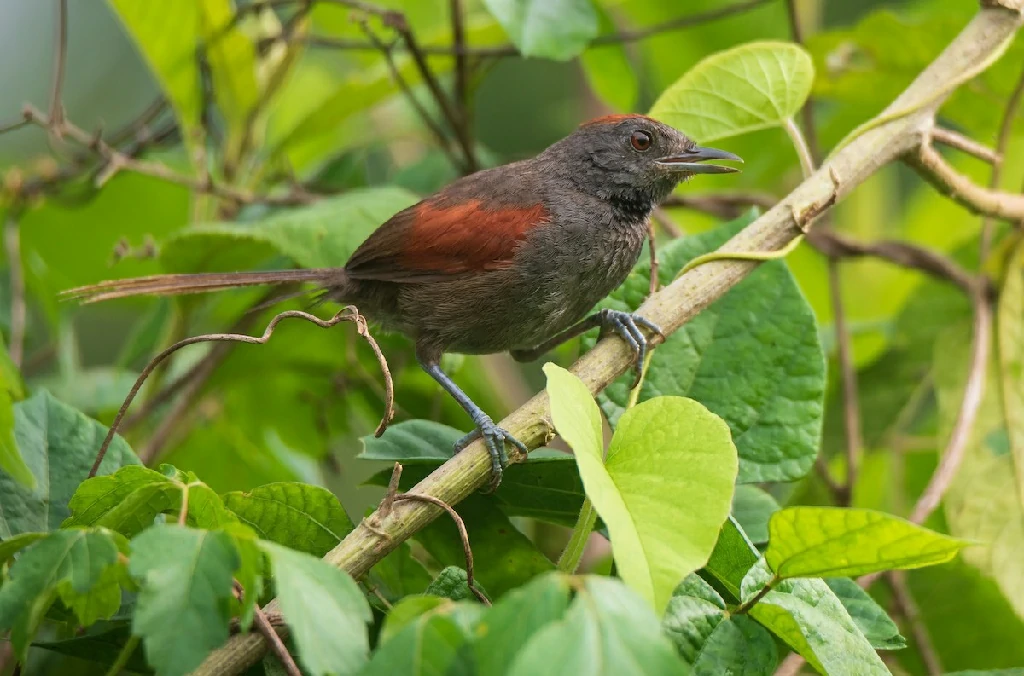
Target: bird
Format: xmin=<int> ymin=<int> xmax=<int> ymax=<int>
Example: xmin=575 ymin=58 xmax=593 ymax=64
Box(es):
xmin=64 ymin=114 xmax=741 ymax=489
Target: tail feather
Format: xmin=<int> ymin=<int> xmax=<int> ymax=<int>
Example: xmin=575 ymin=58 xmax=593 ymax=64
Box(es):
xmin=61 ymin=268 xmax=340 ymax=304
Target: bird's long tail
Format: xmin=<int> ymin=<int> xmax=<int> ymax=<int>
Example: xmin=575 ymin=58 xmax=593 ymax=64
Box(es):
xmin=61 ymin=268 xmax=343 ymax=304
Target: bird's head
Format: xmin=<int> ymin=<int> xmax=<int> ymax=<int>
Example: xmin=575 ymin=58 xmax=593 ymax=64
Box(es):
xmin=547 ymin=114 xmax=742 ymax=209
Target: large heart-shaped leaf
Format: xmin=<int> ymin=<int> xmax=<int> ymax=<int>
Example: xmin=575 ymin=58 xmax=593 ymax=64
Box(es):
xmin=545 ymin=364 xmax=737 ymax=614
xmin=649 ymin=42 xmax=814 ymax=142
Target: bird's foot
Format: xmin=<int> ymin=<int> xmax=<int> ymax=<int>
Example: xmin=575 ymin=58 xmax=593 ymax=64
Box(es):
xmin=454 ymin=417 xmax=527 ymax=492
xmin=599 ymin=309 xmax=664 ymax=388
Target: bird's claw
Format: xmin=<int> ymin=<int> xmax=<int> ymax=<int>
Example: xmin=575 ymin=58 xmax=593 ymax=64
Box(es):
xmin=599 ymin=309 xmax=663 ymax=389
xmin=453 ymin=418 xmax=527 ymax=492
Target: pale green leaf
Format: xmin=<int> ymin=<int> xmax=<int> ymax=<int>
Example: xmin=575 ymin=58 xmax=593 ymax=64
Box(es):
xmin=998 ymin=242 xmax=1024 ymax=504
xmin=482 ymin=0 xmax=598 ymax=61
xmin=741 ymin=558 xmax=887 ymax=675
xmin=542 ymin=362 xmax=605 ymax=467
xmin=0 ymin=529 xmax=121 ymax=658
xmin=107 ymin=0 xmax=201 ymax=145
xmin=260 ymin=541 xmax=371 ymax=676
xmin=765 ymin=506 xmax=967 ymax=579
xmin=579 ymin=5 xmax=637 ymax=111
xmin=379 ymin=596 xmax=451 ymax=646
xmin=223 ymin=483 xmax=353 ymax=557
xmin=0 ymin=338 xmax=30 ymax=487
xmin=359 ymin=599 xmax=473 ymax=676
xmin=587 ymin=215 xmax=826 ymax=484
xmin=649 ymin=42 xmax=814 ymax=142
xmin=0 ymin=392 xmax=139 ymax=538
xmin=546 ymin=366 xmax=737 ymax=614
xmin=160 ymin=187 xmax=418 ymax=273
xmin=198 ymin=0 xmax=260 ymax=130
xmin=130 ymin=525 xmax=240 ymax=676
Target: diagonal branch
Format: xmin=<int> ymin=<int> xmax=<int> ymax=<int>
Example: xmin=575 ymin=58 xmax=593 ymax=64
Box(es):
xmin=908 ymin=138 xmax=1024 ymax=221
xmin=192 ymin=4 xmax=1024 ymax=674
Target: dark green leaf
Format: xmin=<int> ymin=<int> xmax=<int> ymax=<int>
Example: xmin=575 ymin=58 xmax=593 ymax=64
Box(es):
xmin=731 ymin=485 xmax=780 ymax=545
xmin=741 ymin=558 xmax=886 ymax=674
xmin=472 ymin=572 xmax=572 ymax=676
xmin=0 ymin=532 xmax=47 ymax=564
xmin=414 ymin=495 xmax=553 ymax=599
xmin=260 ymin=541 xmax=371 ymax=676
xmin=661 ymin=575 xmax=726 ymax=663
xmin=33 ymin=623 xmax=150 ymax=673
xmin=0 ymin=529 xmax=122 ymax=658
xmin=507 ymin=576 xmax=687 ymax=675
xmin=359 ymin=419 xmax=460 ymax=462
xmin=692 ymin=615 xmax=778 ymax=676
xmin=481 ymin=0 xmax=598 ymax=61
xmin=586 ymin=216 xmax=826 ymax=483
xmin=130 ymin=525 xmax=240 ymax=676
xmin=825 ymin=577 xmax=906 ymax=651
xmin=704 ymin=517 xmax=760 ymax=601
xmin=366 ymin=541 xmax=432 ymax=606
xmin=223 ymin=483 xmax=354 ymax=557
xmin=0 ymin=392 xmax=139 ymax=537
xmin=425 ymin=566 xmax=488 ymax=602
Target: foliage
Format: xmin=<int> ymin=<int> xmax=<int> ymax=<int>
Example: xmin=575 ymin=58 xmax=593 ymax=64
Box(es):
xmin=0 ymin=0 xmax=1022 ymax=675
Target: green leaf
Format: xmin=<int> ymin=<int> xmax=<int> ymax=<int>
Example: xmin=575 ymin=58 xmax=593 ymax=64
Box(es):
xmin=414 ymin=495 xmax=553 ymax=599
xmin=579 ymin=5 xmax=637 ymax=111
xmin=362 ymin=421 xmax=585 ymax=527
xmin=160 ymin=187 xmax=418 ymax=273
xmin=0 ymin=340 xmax=31 ymax=487
xmin=998 ymin=242 xmax=1024 ymax=505
xmin=545 ymin=364 xmax=737 ymax=614
xmin=740 ymin=558 xmax=887 ymax=675
xmin=366 ymin=541 xmax=432 ymax=606
xmin=471 ymin=573 xmax=571 ymax=676
xmin=130 ymin=525 xmax=240 ymax=676
xmin=379 ymin=595 xmax=451 ymax=644
xmin=106 ymin=0 xmax=201 ymax=147
xmin=198 ymin=0 xmax=260 ymax=131
xmin=482 ymin=0 xmax=598 ymax=61
xmin=649 ymin=41 xmax=814 ymax=142
xmin=425 ymin=566 xmax=488 ymax=602
xmin=260 ymin=541 xmax=371 ymax=676
xmin=507 ymin=576 xmax=686 ymax=675
xmin=33 ymin=624 xmax=150 ymax=673
xmin=704 ymin=517 xmax=760 ymax=601
xmin=65 ymin=465 xmax=236 ymax=537
xmin=661 ymin=575 xmax=726 ymax=663
xmin=222 ymin=483 xmax=353 ymax=557
xmin=220 ymin=521 xmax=265 ymax=632
xmin=0 ymin=529 xmax=122 ymax=658
xmin=0 ymin=532 xmax=47 ymax=564
xmin=825 ymin=578 xmax=906 ymax=651
xmin=0 ymin=392 xmax=140 ymax=538
xmin=765 ymin=507 xmax=967 ymax=579
xmin=58 ymin=560 xmax=129 ymax=627
xmin=692 ymin=615 xmax=778 ymax=676
xmin=586 ymin=215 xmax=826 ymax=484
xmin=360 ymin=598 xmax=474 ymax=676
xmin=731 ymin=485 xmax=780 ymax=545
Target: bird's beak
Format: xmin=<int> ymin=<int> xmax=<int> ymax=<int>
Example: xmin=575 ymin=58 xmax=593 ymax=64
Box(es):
xmin=656 ymin=146 xmax=743 ymax=174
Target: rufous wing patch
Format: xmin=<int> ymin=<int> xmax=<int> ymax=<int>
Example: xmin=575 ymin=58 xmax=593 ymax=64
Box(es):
xmin=345 ymin=198 xmax=550 ymax=282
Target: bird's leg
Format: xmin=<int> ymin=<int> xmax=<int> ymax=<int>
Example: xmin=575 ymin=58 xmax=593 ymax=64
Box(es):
xmin=416 ymin=347 xmax=527 ymax=491
xmin=510 ymin=309 xmax=663 ymax=388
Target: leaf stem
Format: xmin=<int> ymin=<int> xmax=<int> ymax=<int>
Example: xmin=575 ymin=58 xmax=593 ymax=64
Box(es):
xmin=556 ymin=498 xmax=598 ymax=573
xmin=783 ymin=117 xmax=815 ymax=179
xmin=104 ymin=635 xmax=140 ymax=676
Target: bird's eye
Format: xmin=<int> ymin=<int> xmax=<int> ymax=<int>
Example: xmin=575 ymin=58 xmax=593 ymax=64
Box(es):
xmin=630 ymin=130 xmax=652 ymax=151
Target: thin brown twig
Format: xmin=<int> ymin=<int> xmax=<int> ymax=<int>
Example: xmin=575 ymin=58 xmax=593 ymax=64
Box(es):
xmin=88 ymin=307 xmax=393 ymax=477
xmin=0 ymin=112 xmax=32 ymax=136
xmin=828 ymin=259 xmax=862 ymax=506
xmin=931 ymin=126 xmax=1000 ymax=164
xmin=449 ymin=0 xmax=476 ymax=174
xmin=4 ymin=213 xmax=26 ymax=369
xmin=392 ymin=493 xmax=490 ymax=605
xmin=807 ymin=229 xmax=979 ymax=293
xmin=234 ymin=583 xmax=301 ymax=676
xmin=909 ymin=139 xmax=1024 ymax=221
xmin=886 ymin=571 xmax=942 ymax=675
xmin=48 ymin=0 xmax=69 ymax=131
xmin=300 ymin=0 xmax=772 ymax=57
xmin=356 ymin=20 xmax=461 ymax=170
xmin=981 ymin=61 xmax=1024 ymax=257
xmin=378 ymin=462 xmax=403 ymax=518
